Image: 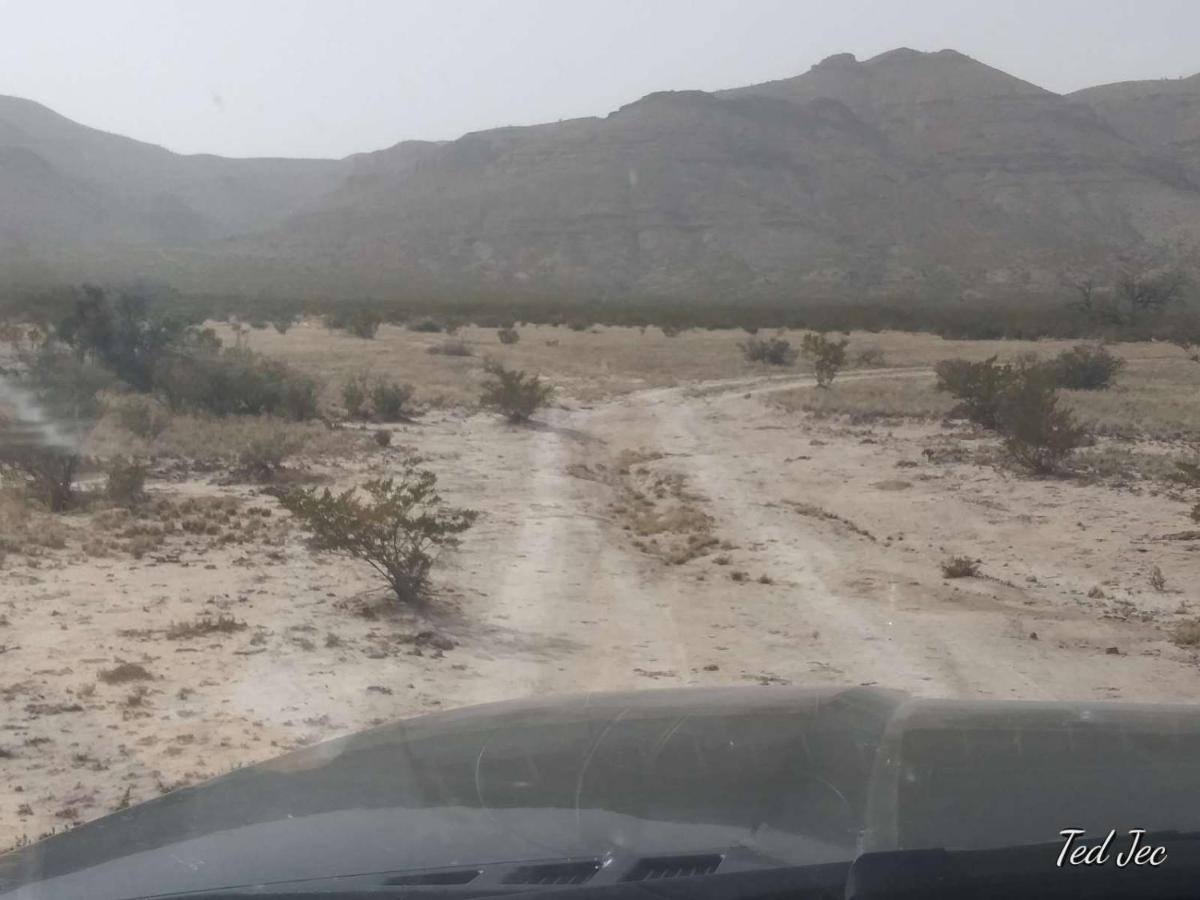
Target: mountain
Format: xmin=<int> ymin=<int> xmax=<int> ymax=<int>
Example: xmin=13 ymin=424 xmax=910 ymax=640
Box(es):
xmin=3 ymin=50 xmax=1200 ymax=301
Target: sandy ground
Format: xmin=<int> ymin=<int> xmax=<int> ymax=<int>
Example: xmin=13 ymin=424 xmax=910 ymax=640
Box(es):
xmin=3 ymin=365 xmax=1200 ymax=849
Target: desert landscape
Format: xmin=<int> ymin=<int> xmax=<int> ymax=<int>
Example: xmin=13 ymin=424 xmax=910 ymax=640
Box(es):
xmin=2 ymin=317 xmax=1199 ymax=851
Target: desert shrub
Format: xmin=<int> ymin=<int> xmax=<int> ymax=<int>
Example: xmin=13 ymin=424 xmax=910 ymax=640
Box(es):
xmin=370 ymin=380 xmax=416 ymax=422
xmin=1174 ymin=461 xmax=1200 ymax=522
xmin=279 ymin=463 xmax=478 ymax=606
xmin=855 ymin=346 xmax=887 ymax=368
xmin=104 ymin=458 xmax=147 ymax=507
xmin=156 ymin=347 xmax=318 ymax=420
xmin=1172 ymin=619 xmax=1200 ymax=647
xmin=569 ymin=321 xmax=592 ymax=332
xmin=659 ymin=324 xmax=683 ymax=337
xmin=236 ymin=425 xmax=305 ymax=480
xmin=110 ymin=396 xmax=170 ymax=439
xmin=740 ymin=336 xmax=797 ymax=366
xmin=497 ymin=326 xmax=520 ymax=345
xmin=1049 ymin=343 xmax=1125 ymax=390
xmin=480 ymin=361 xmax=553 ymax=423
xmin=341 ymin=374 xmax=369 ymax=419
xmin=407 ymin=317 xmax=444 ymax=333
xmin=941 ymin=555 xmax=980 ymax=578
xmin=54 ymin=285 xmax=189 ymax=391
xmin=996 ymin=370 xmax=1086 ymax=473
xmin=934 ymin=357 xmax=1017 ymax=428
xmin=0 ymin=446 xmax=81 ymax=513
xmin=374 ymin=430 xmax=392 ymax=448
xmin=800 ymin=332 xmax=849 ymax=387
xmin=426 ymin=338 xmax=474 ymax=356
xmin=271 ymin=315 xmax=295 ymax=335
xmin=325 ymin=308 xmax=381 ymax=339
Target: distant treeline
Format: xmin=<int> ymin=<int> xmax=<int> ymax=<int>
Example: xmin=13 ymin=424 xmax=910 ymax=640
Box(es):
xmin=2 ymin=282 xmax=1198 ymax=343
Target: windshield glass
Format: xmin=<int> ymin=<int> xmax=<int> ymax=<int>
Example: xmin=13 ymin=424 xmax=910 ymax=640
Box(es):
xmin=2 ymin=1 xmax=1200 ymax=890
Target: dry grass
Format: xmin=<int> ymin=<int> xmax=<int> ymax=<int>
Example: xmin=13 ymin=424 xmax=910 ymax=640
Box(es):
xmin=165 ymin=614 xmax=247 ymax=640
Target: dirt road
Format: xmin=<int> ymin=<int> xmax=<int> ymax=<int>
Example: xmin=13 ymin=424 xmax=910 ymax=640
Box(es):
xmin=4 ymin=367 xmax=1198 ymax=848
xmin=445 ymin=369 xmax=1199 ymax=705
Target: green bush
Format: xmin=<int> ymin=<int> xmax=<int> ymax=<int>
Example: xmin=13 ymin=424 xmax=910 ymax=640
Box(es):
xmin=740 ymin=336 xmax=797 ymax=366
xmin=800 ymin=332 xmax=849 ymax=387
xmin=236 ymin=425 xmax=305 ymax=480
xmin=934 ymin=357 xmax=1017 ymax=428
xmin=325 ymin=308 xmax=381 ymax=339
xmin=370 ymin=380 xmax=416 ymax=422
xmin=497 ymin=326 xmax=520 ymax=345
xmin=104 ymin=457 xmax=147 ymax=507
xmin=280 ymin=464 xmax=478 ymax=606
xmin=480 ymin=361 xmax=553 ymax=423
xmin=111 ymin=396 xmax=170 ymax=439
xmin=407 ymin=317 xmax=444 ymax=333
xmin=341 ymin=374 xmax=369 ymax=419
xmin=996 ymin=370 xmax=1086 ymax=473
xmin=0 ymin=446 xmax=80 ymax=512
xmin=156 ymin=347 xmax=319 ymax=420
xmin=1048 ymin=343 xmax=1125 ymax=390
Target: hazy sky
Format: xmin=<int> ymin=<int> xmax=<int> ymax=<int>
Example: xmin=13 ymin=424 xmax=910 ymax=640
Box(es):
xmin=3 ymin=0 xmax=1198 ymax=159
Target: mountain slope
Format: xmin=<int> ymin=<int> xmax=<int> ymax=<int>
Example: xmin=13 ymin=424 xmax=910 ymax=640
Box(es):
xmin=0 ymin=95 xmax=347 ymax=249
xmin=4 ymin=50 xmax=1200 ymax=301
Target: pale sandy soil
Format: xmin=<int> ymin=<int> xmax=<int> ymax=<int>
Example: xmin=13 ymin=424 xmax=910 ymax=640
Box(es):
xmin=3 ymin=334 xmax=1200 ymax=850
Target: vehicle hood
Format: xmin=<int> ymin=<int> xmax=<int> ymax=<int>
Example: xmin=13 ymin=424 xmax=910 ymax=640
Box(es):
xmin=5 ymin=685 xmax=1200 ymax=898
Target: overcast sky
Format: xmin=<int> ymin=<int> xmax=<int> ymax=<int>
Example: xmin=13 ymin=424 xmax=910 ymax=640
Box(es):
xmin=3 ymin=0 xmax=1198 ymax=159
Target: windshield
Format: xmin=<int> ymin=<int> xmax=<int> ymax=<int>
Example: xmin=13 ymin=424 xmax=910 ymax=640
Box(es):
xmin=2 ymin=2 xmax=1200 ymax=895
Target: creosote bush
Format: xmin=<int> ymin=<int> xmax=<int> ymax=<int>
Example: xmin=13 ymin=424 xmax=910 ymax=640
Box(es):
xmin=157 ymin=347 xmax=318 ymax=420
xmin=996 ymin=372 xmax=1086 ymax=473
xmin=370 ymin=380 xmax=416 ymax=422
xmin=800 ymin=332 xmax=849 ymax=387
xmin=341 ymin=374 xmax=368 ymax=419
xmin=280 ymin=463 xmax=478 ymax=606
xmin=104 ymin=458 xmax=147 ymax=507
xmin=480 ymin=360 xmax=553 ymax=423
xmin=740 ymin=336 xmax=797 ymax=366
xmin=0 ymin=446 xmax=81 ymax=513
xmin=1049 ymin=343 xmax=1125 ymax=390
xmin=236 ymin=426 xmax=305 ymax=480
xmin=497 ymin=326 xmax=520 ymax=345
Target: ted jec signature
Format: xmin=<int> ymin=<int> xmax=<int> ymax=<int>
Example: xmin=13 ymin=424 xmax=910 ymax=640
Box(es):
xmin=1057 ymin=829 xmax=1168 ymax=868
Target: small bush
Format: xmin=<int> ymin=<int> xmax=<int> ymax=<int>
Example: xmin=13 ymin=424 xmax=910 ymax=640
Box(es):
xmin=1049 ymin=344 xmax=1124 ymax=390
xmin=0 ymin=446 xmax=80 ymax=512
xmin=1150 ymin=566 xmax=1167 ymax=592
xmin=104 ymin=458 xmax=147 ymax=507
xmin=935 ymin=357 xmax=1017 ymax=429
xmin=855 ymin=346 xmax=887 ymax=368
xmin=374 ymin=430 xmax=392 ymax=448
xmin=941 ymin=556 xmax=980 ymax=578
xmin=279 ymin=463 xmax=478 ymax=606
xmin=407 ymin=317 xmax=444 ymax=333
xmin=98 ymin=662 xmax=154 ymax=684
xmin=370 ymin=381 xmax=416 ymax=422
xmin=497 ymin=327 xmax=520 ymax=345
xmin=166 ymin=614 xmax=247 ymax=640
xmin=156 ymin=347 xmax=319 ymax=420
xmin=341 ymin=374 xmax=368 ymax=419
xmin=325 ymin=308 xmax=381 ymax=339
xmin=1172 ymin=619 xmax=1200 ymax=646
xmin=997 ymin=371 xmax=1086 ymax=473
xmin=271 ymin=315 xmax=295 ymax=335
xmin=426 ymin=339 xmax=474 ymax=356
xmin=237 ymin=426 xmax=305 ymax=480
xmin=740 ymin=336 xmax=797 ymax=366
xmin=112 ymin=397 xmax=170 ymax=439
xmin=480 ymin=361 xmax=553 ymax=423
xmin=800 ymin=332 xmax=849 ymax=387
